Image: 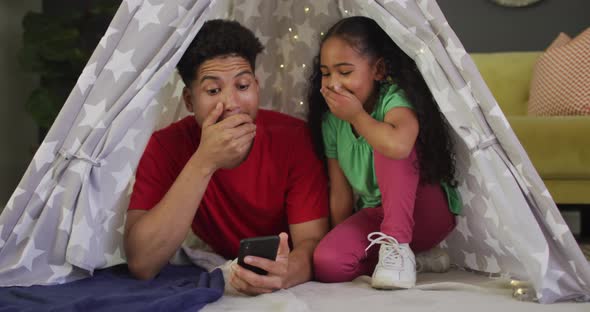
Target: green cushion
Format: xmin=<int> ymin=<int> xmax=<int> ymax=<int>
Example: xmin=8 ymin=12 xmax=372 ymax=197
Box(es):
xmin=508 ymin=116 xmax=590 ymax=179
xmin=471 ymin=52 xmax=542 ymax=116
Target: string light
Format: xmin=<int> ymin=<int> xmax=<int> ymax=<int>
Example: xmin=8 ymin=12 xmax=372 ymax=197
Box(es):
xmin=304 ymin=7 xmax=310 ymax=13
xmin=280 ymin=64 xmax=285 ymax=69
xmin=299 ymin=101 xmax=304 ymax=105
xmin=302 ymin=64 xmax=306 ymax=68
xmin=293 ymin=35 xmax=299 ymax=40
xmin=320 ymin=32 xmax=324 ymax=36
xmin=344 ymin=10 xmax=349 ymax=14
xmin=288 ymin=27 xmax=292 ymax=32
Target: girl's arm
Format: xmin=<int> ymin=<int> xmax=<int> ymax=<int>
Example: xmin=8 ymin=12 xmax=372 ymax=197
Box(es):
xmin=351 ymin=107 xmax=419 ymax=160
xmin=327 ymin=158 xmax=354 ymax=227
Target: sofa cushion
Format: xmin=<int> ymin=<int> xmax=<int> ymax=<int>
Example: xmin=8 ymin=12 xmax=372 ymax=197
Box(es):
xmin=528 ymin=28 xmax=590 ymax=116
xmin=507 ymin=115 xmax=590 ymax=179
xmin=471 ymin=52 xmax=540 ymax=116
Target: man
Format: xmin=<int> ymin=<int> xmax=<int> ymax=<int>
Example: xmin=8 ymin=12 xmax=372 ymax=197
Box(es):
xmin=124 ymin=19 xmax=329 ymax=296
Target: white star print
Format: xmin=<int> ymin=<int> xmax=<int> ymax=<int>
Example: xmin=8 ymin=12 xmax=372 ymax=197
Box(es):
xmin=568 ymin=260 xmax=587 ymax=286
xmin=102 ymin=210 xmax=117 ymax=232
xmin=125 ymin=0 xmax=143 ymax=13
xmin=114 ymin=129 xmax=141 ymax=152
xmin=455 ymin=215 xmax=472 ymax=241
xmin=234 ymin=0 xmax=261 ymax=19
xmin=431 ymin=87 xmax=454 ymax=114
xmin=127 ymin=174 xmax=136 ymax=196
xmin=288 ymin=62 xmax=307 ymax=85
xmin=79 ymin=100 xmax=107 ymax=128
xmin=543 ymin=270 xmax=565 ymax=296
xmin=142 ymin=98 xmax=160 ymax=119
xmin=384 ymin=0 xmax=408 ymax=8
xmin=70 ymin=216 xmax=94 ymax=251
xmin=48 ymin=263 xmax=73 ymax=284
xmin=484 ymin=229 xmax=505 ymax=256
xmin=67 ymin=161 xmax=87 ymax=180
xmin=254 ymin=29 xmax=271 ymax=46
xmin=255 ymin=62 xmax=271 ymax=89
xmin=463 ymin=251 xmax=478 ymax=269
xmin=417 ymin=0 xmax=435 ymax=21
xmin=99 ymin=27 xmax=119 ymax=49
xmin=136 ymin=62 xmax=159 ymax=91
xmin=532 ymin=245 xmax=549 ymax=276
xmin=313 ymin=0 xmax=332 ymax=16
xmin=484 ymin=255 xmax=501 ymax=273
xmin=457 ymin=84 xmax=478 ymax=110
xmin=13 ymin=211 xmax=36 ymax=245
xmin=134 ymin=1 xmax=163 ymax=32
xmin=117 ymin=222 xmax=126 ymax=235
xmin=0 ymin=225 xmax=5 ymax=249
xmin=296 ymin=19 xmax=317 ymax=46
xmin=488 ymin=105 xmax=511 ymax=130
xmin=112 ymin=163 xmax=134 ymax=194
xmin=34 ymin=141 xmax=58 ymax=171
xmin=483 ymin=196 xmax=499 ymax=227
xmin=446 ymin=39 xmax=466 ymax=71
xmin=545 ymin=210 xmax=570 ymax=244
xmin=106 ymin=247 xmax=125 ymax=266
xmin=46 ymin=185 xmax=65 ymax=208
xmin=541 ymin=189 xmax=553 ymax=200
xmin=169 ymin=5 xmax=188 ymax=28
xmin=77 ymin=63 xmax=97 ymax=94
xmin=5 ymin=187 xmax=25 ymax=212
xmin=58 ymin=208 xmax=73 ymax=232
xmin=105 ymin=49 xmax=137 ymax=82
xmin=21 ymin=241 xmax=45 ymax=271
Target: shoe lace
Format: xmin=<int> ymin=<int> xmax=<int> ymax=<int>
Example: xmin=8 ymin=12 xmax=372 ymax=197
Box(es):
xmin=365 ymin=232 xmax=402 ymax=268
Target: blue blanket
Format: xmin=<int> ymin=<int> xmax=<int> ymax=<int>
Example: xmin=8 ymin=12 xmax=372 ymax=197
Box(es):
xmin=0 ymin=264 xmax=224 ymax=312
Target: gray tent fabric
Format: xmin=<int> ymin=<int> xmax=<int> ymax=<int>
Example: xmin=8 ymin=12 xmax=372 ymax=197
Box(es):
xmin=0 ymin=0 xmax=588 ymax=304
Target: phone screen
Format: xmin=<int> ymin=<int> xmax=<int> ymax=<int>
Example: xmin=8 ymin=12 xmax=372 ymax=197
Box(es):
xmin=237 ymin=235 xmax=280 ymax=275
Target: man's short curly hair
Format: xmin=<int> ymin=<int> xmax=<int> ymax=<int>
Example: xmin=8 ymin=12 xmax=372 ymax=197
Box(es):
xmin=176 ymin=19 xmax=264 ymax=87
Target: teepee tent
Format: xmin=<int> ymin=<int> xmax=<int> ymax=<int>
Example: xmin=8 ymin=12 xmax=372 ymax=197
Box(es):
xmin=0 ymin=0 xmax=588 ymax=304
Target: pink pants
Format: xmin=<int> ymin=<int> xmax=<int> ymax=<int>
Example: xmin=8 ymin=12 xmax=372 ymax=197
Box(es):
xmin=313 ymin=148 xmax=456 ymax=283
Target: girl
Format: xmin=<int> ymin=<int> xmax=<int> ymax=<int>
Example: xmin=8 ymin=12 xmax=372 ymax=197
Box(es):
xmin=308 ymin=16 xmax=461 ymax=289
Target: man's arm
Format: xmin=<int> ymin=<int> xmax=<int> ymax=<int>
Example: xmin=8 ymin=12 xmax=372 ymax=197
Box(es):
xmin=283 ymin=218 xmax=329 ymax=287
xmin=125 ymin=103 xmax=256 ymax=280
xmin=124 ymin=154 xmax=215 ymax=280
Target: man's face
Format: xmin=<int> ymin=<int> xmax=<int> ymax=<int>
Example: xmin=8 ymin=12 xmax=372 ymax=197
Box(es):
xmin=183 ymin=55 xmax=259 ymax=127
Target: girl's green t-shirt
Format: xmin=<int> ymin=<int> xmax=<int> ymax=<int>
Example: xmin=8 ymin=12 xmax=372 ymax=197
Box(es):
xmin=322 ymin=83 xmax=461 ymax=214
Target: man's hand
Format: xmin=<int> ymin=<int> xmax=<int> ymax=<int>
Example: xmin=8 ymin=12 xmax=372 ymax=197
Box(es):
xmin=321 ymin=85 xmax=365 ymax=123
xmin=195 ymin=102 xmax=257 ymax=171
xmin=230 ymin=232 xmax=290 ymax=296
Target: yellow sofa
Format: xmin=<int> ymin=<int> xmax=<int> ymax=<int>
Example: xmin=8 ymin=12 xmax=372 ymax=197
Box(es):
xmin=471 ymin=52 xmax=590 ymax=204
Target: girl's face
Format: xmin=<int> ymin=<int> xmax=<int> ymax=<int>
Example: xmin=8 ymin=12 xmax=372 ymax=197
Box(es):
xmin=319 ymin=36 xmax=384 ymax=108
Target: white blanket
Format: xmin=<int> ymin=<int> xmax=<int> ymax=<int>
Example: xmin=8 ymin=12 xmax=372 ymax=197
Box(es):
xmin=174 ymin=234 xmax=589 ymax=311
xmin=202 ymin=270 xmax=590 ymax=312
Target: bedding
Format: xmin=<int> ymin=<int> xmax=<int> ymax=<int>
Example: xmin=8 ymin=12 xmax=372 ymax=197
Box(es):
xmin=0 ymin=264 xmax=223 ymax=312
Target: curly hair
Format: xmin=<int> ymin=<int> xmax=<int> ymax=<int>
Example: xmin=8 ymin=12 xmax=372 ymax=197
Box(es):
xmin=176 ymin=19 xmax=264 ymax=87
xmin=307 ymin=16 xmax=456 ymax=186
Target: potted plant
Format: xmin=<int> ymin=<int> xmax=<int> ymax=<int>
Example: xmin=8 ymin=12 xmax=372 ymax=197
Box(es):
xmin=19 ymin=0 xmax=120 ymax=142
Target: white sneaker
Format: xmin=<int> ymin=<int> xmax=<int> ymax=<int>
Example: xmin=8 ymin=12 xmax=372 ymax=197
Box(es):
xmin=366 ymin=232 xmax=416 ymax=289
xmin=415 ymin=247 xmax=450 ymax=273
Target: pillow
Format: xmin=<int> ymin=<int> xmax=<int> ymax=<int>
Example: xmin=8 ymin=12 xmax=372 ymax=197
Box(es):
xmin=527 ymin=28 xmax=590 ymax=116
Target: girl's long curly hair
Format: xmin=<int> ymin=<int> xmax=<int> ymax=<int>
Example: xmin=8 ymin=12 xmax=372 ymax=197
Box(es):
xmin=307 ymin=16 xmax=456 ymax=186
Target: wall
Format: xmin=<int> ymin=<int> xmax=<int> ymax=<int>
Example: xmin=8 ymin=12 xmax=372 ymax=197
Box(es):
xmin=0 ymin=0 xmax=41 ymax=209
xmin=438 ymin=0 xmax=590 ymax=52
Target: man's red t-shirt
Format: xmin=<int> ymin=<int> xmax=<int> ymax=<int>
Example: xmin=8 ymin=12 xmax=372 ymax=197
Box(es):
xmin=128 ymin=110 xmax=329 ymax=259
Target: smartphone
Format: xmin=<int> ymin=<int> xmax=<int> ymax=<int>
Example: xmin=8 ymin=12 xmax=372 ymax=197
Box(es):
xmin=237 ymin=235 xmax=280 ymax=275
